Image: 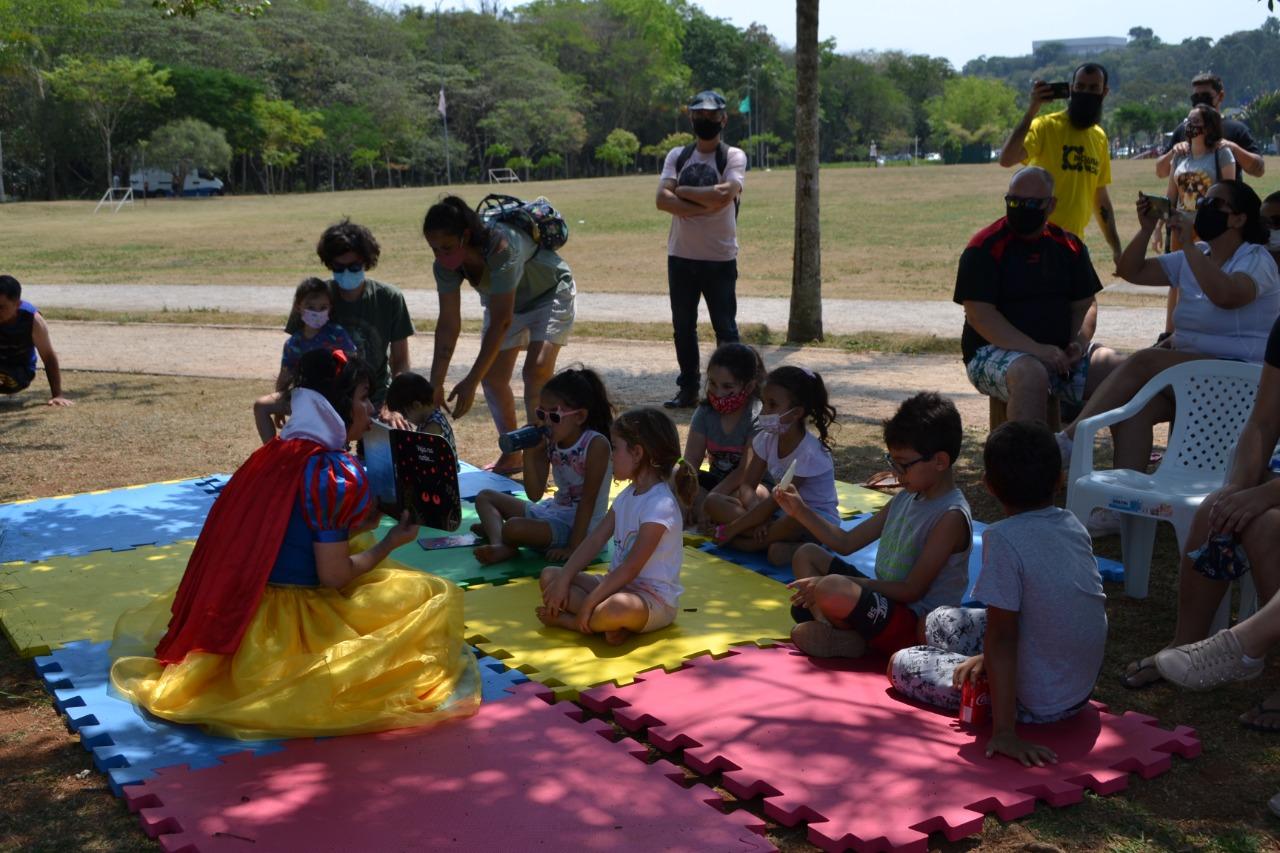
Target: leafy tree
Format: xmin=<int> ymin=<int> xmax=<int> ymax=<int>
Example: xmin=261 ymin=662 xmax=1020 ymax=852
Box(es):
xmin=43 ymin=56 xmax=174 ymax=185
xmin=252 ymin=95 xmax=323 ymax=193
xmin=151 ymin=0 xmax=270 ymax=17
xmin=351 ymin=146 xmax=379 ymax=187
xmin=594 ymin=127 xmax=639 ymax=173
xmin=925 ymin=76 xmax=1018 ymax=162
xmin=146 ymin=117 xmax=231 ymax=195
xmin=789 ymin=0 xmax=821 ymax=343
xmin=640 ymin=131 xmax=693 ymax=169
xmin=1243 ymin=90 xmax=1280 ymax=146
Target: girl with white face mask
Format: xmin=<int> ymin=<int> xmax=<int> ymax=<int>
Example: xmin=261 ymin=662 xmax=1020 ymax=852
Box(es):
xmin=253 ymin=278 xmax=358 ymax=444
xmin=701 ymin=365 xmax=840 ymax=568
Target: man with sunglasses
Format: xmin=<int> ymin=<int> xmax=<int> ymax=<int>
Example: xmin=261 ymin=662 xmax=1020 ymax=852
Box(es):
xmin=1156 ymin=73 xmax=1265 ymax=182
xmin=954 ymin=167 xmax=1124 ymax=425
xmin=998 ymin=63 xmax=1123 ymax=266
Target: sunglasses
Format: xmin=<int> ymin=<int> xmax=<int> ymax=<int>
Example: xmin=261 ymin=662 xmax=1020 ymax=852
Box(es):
xmin=331 ymin=262 xmax=364 ymax=274
xmin=883 ymin=452 xmax=927 ymax=476
xmin=1004 ymin=195 xmax=1052 ymax=212
xmin=535 ymin=406 xmax=584 ymax=424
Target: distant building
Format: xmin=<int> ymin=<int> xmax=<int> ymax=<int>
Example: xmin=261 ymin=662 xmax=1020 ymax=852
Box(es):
xmin=1032 ymin=36 xmax=1128 ymax=56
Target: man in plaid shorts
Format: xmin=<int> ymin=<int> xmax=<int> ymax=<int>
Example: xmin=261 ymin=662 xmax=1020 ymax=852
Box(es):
xmin=953 ymin=167 xmax=1124 ymax=424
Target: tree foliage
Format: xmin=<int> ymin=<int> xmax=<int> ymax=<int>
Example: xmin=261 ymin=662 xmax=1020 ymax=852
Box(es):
xmin=146 ymin=117 xmax=232 ymax=194
xmin=594 ymin=127 xmax=640 ymax=172
xmin=925 ymin=76 xmax=1019 ymax=161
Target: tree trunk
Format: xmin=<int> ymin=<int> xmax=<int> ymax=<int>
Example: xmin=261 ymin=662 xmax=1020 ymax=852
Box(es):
xmin=788 ymin=0 xmax=823 ymax=343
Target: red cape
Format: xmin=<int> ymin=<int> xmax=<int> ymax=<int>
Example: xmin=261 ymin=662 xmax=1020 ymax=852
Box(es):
xmin=155 ymin=438 xmax=325 ymax=664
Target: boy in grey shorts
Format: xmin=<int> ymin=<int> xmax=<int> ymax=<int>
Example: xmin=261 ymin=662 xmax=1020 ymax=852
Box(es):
xmin=888 ymin=421 xmax=1107 ymax=767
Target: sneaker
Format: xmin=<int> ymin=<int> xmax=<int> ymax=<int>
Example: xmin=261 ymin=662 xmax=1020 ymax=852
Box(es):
xmin=790 ymin=621 xmax=867 ymax=659
xmin=1086 ymin=508 xmax=1122 ymax=538
xmin=1153 ymin=629 xmax=1265 ymax=691
xmin=1055 ymin=431 xmax=1073 ymax=470
xmin=663 ymin=388 xmax=698 ymax=409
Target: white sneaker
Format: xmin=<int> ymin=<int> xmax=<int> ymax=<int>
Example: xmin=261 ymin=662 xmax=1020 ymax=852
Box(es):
xmin=1055 ymin=431 xmax=1073 ymax=470
xmin=1086 ymin=508 xmax=1121 ymax=538
xmin=1154 ymin=629 xmax=1265 ymax=691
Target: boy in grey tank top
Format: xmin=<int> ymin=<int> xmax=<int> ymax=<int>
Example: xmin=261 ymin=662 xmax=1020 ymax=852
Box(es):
xmin=774 ymin=393 xmax=973 ymax=659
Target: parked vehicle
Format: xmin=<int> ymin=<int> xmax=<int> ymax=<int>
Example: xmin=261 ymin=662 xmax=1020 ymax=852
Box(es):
xmin=129 ymin=168 xmax=225 ymax=197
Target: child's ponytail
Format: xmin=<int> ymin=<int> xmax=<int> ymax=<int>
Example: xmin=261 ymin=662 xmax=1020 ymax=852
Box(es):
xmin=670 ymin=457 xmax=699 ymax=512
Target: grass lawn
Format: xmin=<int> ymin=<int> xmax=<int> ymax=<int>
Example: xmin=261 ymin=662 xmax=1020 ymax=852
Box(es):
xmin=7 ymin=160 xmax=1275 ymax=301
xmin=2 ymin=372 xmax=1277 ymax=851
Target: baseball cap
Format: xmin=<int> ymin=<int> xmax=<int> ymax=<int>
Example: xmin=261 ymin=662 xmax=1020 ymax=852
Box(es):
xmin=688 ymin=90 xmax=727 ymax=111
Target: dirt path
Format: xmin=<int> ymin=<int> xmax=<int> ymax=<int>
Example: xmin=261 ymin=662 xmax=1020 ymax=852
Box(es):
xmin=50 ymin=320 xmax=993 ymax=428
xmin=31 ymin=283 xmax=1166 ymax=350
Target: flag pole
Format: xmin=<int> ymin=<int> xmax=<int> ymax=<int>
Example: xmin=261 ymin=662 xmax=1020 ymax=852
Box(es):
xmin=439 ymin=86 xmax=451 ymax=186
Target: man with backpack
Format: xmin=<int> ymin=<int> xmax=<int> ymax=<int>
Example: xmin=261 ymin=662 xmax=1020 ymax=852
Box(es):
xmin=656 ymin=89 xmax=747 ymax=409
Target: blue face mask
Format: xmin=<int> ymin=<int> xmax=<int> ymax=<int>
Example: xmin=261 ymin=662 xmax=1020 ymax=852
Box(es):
xmin=333 ymin=268 xmax=366 ymax=291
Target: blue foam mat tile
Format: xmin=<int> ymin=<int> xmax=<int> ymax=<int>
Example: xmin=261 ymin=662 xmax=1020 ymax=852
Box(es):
xmin=34 ymin=640 xmax=531 ymax=796
xmin=457 ymin=470 xmax=523 ymax=499
xmin=33 ymin=640 xmax=283 ymax=796
xmin=0 ymin=476 xmax=231 ymax=563
xmin=702 ymin=513 xmax=1123 ymax=602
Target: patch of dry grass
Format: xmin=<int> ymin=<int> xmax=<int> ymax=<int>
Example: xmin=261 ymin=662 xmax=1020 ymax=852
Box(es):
xmin=4 ymin=161 xmax=1257 ymax=301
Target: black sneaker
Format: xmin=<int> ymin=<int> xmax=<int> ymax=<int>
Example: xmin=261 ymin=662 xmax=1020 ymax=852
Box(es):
xmin=663 ymin=388 xmax=698 ymax=409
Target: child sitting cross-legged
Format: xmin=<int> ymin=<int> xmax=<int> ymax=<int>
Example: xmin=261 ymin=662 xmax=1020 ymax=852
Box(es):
xmin=775 ymin=392 xmax=973 ymax=659
xmin=536 ymin=407 xmax=698 ymax=645
xmin=888 ymin=421 xmax=1108 ymax=767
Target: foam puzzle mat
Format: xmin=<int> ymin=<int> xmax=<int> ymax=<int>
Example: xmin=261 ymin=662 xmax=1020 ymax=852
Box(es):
xmin=464 ymin=546 xmax=794 ymax=700
xmin=581 ymin=645 xmax=1200 ymax=853
xmin=354 ymin=523 xmax=549 ymax=588
xmin=0 ymin=476 xmax=227 ymax=563
xmin=33 ymin=640 xmax=530 ymax=797
xmin=1 ymin=541 xmax=192 ymax=657
xmin=123 ymin=685 xmax=775 ymax=852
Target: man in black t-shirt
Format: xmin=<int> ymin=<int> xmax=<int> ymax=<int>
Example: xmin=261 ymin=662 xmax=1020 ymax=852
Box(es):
xmin=953 ymin=167 xmax=1124 ymax=424
xmin=1156 ymin=73 xmax=1265 ymax=181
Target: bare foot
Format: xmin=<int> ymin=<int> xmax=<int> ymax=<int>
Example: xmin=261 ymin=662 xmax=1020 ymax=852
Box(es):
xmin=535 ymin=606 xmax=577 ymax=631
xmin=603 ymin=629 xmax=632 ymax=646
xmin=474 ymin=544 xmax=517 ymax=565
xmin=470 ymin=522 xmax=487 ymax=539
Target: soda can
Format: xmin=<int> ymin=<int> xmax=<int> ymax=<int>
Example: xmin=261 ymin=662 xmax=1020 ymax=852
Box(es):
xmin=959 ymin=677 xmax=990 ymax=727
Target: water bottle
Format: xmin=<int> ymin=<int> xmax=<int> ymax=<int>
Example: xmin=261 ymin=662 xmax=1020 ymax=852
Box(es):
xmin=498 ymin=425 xmax=547 ymax=454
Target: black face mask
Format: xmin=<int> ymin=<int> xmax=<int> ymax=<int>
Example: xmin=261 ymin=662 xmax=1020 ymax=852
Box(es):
xmin=1067 ymin=92 xmax=1104 ymax=128
xmin=1006 ymin=203 xmax=1048 ymax=237
xmin=1194 ymin=204 xmax=1233 ymax=242
xmin=691 ymin=118 xmax=722 ymax=141
xmin=1190 ymin=91 xmax=1215 ymax=107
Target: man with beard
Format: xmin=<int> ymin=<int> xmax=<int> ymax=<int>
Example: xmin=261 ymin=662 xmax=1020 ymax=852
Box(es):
xmin=954 ymin=167 xmax=1123 ymax=425
xmin=999 ymin=64 xmax=1123 ymax=267
xmin=1156 ymin=73 xmax=1265 ymax=181
xmin=655 ymin=90 xmax=747 ymax=409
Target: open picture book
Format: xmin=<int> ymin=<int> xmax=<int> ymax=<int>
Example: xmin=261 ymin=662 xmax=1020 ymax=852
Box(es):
xmin=362 ymin=421 xmax=462 ymax=531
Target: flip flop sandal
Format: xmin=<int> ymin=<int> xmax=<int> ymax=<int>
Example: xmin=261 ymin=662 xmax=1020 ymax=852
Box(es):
xmin=862 ymin=471 xmax=902 ymax=491
xmin=491 ymin=466 xmax=523 ymax=477
xmin=1240 ymin=700 xmax=1280 ymax=733
xmin=1119 ymin=656 xmax=1164 ymax=689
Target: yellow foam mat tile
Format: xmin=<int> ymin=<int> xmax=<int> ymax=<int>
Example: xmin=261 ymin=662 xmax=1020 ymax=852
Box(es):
xmin=463 ymin=546 xmax=794 ymax=701
xmin=0 ymin=541 xmax=193 ymax=657
xmin=836 ymin=481 xmax=891 ymax=517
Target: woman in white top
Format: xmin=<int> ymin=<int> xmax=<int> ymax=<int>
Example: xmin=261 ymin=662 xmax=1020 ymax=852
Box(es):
xmin=1058 ymin=180 xmax=1280 ymax=474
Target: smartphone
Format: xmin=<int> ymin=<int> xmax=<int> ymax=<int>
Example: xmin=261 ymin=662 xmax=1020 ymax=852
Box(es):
xmin=1138 ymin=192 xmax=1171 ymax=219
xmin=1047 ymin=82 xmax=1071 ymax=100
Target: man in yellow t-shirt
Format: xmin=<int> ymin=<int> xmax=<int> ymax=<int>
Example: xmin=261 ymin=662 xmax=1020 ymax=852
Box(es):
xmin=999 ymin=63 xmax=1123 ymax=265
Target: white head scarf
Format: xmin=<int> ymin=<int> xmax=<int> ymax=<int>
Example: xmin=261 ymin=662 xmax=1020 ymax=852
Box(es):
xmin=279 ymin=388 xmax=347 ymax=451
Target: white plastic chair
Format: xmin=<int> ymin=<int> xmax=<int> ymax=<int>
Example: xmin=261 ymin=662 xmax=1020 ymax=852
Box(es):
xmin=1066 ymin=360 xmax=1262 ymax=621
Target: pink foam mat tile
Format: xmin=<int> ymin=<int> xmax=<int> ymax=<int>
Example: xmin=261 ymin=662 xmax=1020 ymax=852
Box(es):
xmin=580 ymin=645 xmax=1200 ymax=853
xmin=123 ymin=684 xmax=776 ymax=852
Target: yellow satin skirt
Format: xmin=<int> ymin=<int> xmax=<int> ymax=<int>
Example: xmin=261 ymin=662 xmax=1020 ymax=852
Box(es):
xmin=109 ymin=568 xmax=480 ymax=740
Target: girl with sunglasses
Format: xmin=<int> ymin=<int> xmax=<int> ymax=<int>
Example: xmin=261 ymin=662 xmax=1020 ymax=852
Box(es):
xmin=473 ymin=367 xmax=614 ymax=565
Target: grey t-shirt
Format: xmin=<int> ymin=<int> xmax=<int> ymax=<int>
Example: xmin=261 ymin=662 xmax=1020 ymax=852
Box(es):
xmin=433 ymin=222 xmax=574 ymax=315
xmin=971 ymin=507 xmax=1107 ymax=717
xmin=689 ymin=399 xmax=761 ymax=485
xmin=874 ymin=487 xmax=973 ymax=617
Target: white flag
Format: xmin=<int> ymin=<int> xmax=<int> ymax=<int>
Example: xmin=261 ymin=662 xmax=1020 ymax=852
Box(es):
xmin=437 ymin=87 xmax=447 ymax=119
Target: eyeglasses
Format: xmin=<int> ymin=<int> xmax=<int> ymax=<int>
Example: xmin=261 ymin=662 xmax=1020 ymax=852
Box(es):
xmin=331 ymin=262 xmax=364 ymax=274
xmin=883 ymin=452 xmax=927 ymax=476
xmin=535 ymin=406 xmax=584 ymax=424
xmin=1004 ymin=195 xmax=1052 ymax=212
xmin=1195 ymin=196 xmax=1234 ymax=213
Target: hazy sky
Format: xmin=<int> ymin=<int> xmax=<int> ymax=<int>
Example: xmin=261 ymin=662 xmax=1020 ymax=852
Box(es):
xmin=373 ymin=0 xmax=1277 ymax=69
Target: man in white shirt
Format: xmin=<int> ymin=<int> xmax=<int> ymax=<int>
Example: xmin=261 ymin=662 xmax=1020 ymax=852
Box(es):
xmin=655 ymin=90 xmax=747 ymax=408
